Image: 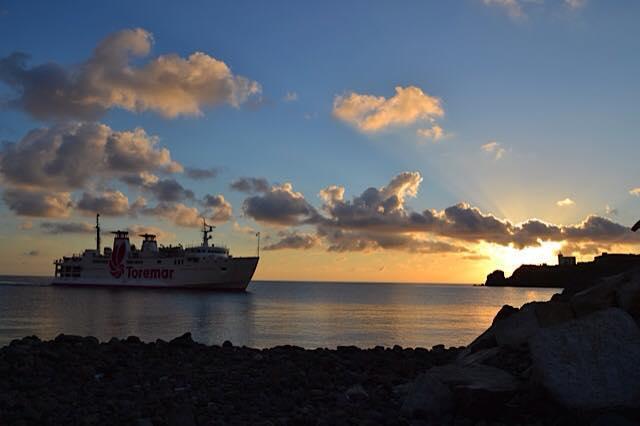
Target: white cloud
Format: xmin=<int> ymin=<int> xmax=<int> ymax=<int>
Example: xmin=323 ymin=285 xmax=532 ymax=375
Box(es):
xmin=333 ymin=86 xmax=444 ymax=133
xmin=630 ymin=188 xmax=640 ymax=197
xmin=481 ymin=141 xmax=506 ymax=160
xmin=565 ymin=0 xmax=586 ymax=9
xmin=0 ymin=28 xmax=261 ymax=120
xmin=483 ymin=0 xmax=524 ymax=18
xmin=283 ymin=91 xmax=298 ymax=102
xmin=556 ymin=198 xmax=575 ymax=207
xmin=417 ymin=125 xmax=445 ymax=141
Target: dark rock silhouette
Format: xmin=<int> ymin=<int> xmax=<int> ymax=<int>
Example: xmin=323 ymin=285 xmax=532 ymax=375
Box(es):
xmin=485 ymin=253 xmax=640 ymax=291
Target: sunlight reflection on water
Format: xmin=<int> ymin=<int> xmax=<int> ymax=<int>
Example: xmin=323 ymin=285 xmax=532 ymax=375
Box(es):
xmin=0 ymin=278 xmax=559 ymax=349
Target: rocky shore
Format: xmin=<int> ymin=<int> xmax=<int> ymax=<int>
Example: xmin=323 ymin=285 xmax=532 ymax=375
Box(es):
xmin=3 ymin=270 xmax=640 ymax=425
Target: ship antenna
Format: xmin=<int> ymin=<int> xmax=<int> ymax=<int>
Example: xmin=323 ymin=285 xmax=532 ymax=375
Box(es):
xmin=202 ymin=218 xmax=215 ymax=247
xmin=96 ymin=213 xmax=101 ymax=254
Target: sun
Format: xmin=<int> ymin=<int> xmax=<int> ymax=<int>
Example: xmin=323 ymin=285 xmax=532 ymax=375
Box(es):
xmin=480 ymin=241 xmax=563 ymax=276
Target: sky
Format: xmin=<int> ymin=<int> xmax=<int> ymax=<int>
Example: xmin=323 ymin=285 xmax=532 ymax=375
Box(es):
xmin=0 ymin=0 xmax=639 ymax=283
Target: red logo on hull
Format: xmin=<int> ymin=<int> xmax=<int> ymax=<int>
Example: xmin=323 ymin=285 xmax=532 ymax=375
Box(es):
xmin=108 ymin=240 xmax=126 ymax=278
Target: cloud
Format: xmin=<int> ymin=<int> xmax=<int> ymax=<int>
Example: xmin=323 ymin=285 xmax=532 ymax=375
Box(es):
xmin=232 ymin=221 xmax=256 ymax=235
xmin=483 ymin=0 xmax=524 ymax=18
xmin=417 ymin=125 xmax=445 ymax=142
xmin=565 ymin=0 xmax=586 ymax=9
xmin=605 ymin=205 xmax=618 ymax=216
xmin=144 ymin=196 xmax=232 ymax=227
xmin=202 ymin=194 xmax=233 ymax=223
xmin=332 ymin=86 xmax=444 ymax=133
xmin=556 ymin=198 xmax=575 ymax=207
xmin=184 ymin=167 xmax=219 ymax=180
xmin=263 ymin=231 xmax=319 ymax=250
xmin=126 ymin=225 xmax=175 ymax=242
xmin=630 ymin=188 xmax=640 ymax=197
xmin=0 ymin=122 xmax=181 ymax=191
xmin=23 ymin=250 xmax=39 ymax=256
xmin=229 ymin=177 xmax=270 ymax=193
xmin=244 ymin=171 xmax=639 ymax=253
xmin=143 ymin=202 xmax=203 ymax=228
xmin=0 ymin=28 xmax=261 ymax=120
xmin=283 ymin=91 xmax=298 ymax=102
xmin=3 ymin=188 xmax=72 ymax=217
xmin=481 ymin=141 xmax=506 ymax=160
xmin=19 ymin=221 xmax=33 ymax=230
xmin=40 ymin=221 xmax=93 ymax=234
xmin=243 ymin=182 xmax=318 ymax=226
xmin=141 ymin=178 xmax=195 ymax=203
xmin=76 ymin=190 xmax=130 ymax=216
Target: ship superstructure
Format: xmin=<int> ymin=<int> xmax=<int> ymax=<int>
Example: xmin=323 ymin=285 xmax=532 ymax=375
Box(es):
xmin=52 ymin=215 xmax=259 ymax=290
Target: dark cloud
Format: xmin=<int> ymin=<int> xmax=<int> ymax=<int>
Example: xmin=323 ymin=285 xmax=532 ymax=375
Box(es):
xmin=3 ymin=188 xmax=72 ymax=217
xmin=243 ymin=172 xmax=640 ymax=253
xmin=0 ymin=122 xmax=181 ymax=191
xmin=184 ymin=167 xmax=219 ymax=180
xmin=0 ymin=28 xmax=260 ymax=121
xmin=263 ymin=231 xmax=319 ymax=250
xmin=40 ymin=221 xmax=93 ymax=234
xmin=243 ymin=183 xmax=318 ymax=226
xmin=230 ymin=177 xmax=269 ymax=193
xmin=144 ymin=179 xmax=194 ymax=203
xmin=202 ymin=194 xmax=233 ymax=223
xmin=76 ymin=191 xmax=130 ymax=216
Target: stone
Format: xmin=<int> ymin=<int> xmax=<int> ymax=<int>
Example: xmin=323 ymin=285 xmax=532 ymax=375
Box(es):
xmin=492 ymin=305 xmax=518 ymax=325
xmin=615 ymin=276 xmax=640 ymax=318
xmin=529 ymin=308 xmax=640 ymax=410
xmin=401 ymin=373 xmax=453 ymax=419
xmin=424 ymin=364 xmax=519 ymax=419
xmin=170 ymin=332 xmax=194 ymax=346
xmin=532 ymin=301 xmax=574 ymax=328
xmin=570 ymin=278 xmax=618 ymax=318
xmin=345 ymin=384 xmax=368 ymax=402
xmin=222 ymin=340 xmax=233 ymax=348
xmin=493 ymin=303 xmax=540 ymax=347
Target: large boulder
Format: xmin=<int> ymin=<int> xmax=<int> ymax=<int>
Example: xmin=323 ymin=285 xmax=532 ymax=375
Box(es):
xmin=615 ymin=274 xmax=640 ymax=319
xmin=569 ymin=275 xmax=620 ymax=317
xmin=492 ymin=303 xmax=540 ymax=347
xmin=402 ymin=363 xmax=520 ymax=420
xmin=401 ymin=373 xmax=453 ymax=419
xmin=529 ymin=308 xmax=640 ymax=410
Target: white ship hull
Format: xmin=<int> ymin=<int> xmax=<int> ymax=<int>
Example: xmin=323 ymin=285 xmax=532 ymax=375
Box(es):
xmin=53 ymin=217 xmax=260 ymax=291
xmin=53 ymin=256 xmax=259 ymax=291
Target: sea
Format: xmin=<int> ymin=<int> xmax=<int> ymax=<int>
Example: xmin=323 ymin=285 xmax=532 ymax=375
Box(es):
xmin=0 ymin=276 xmax=559 ymax=349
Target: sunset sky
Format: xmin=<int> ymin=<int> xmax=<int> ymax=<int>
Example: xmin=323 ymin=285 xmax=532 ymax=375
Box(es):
xmin=1 ymin=0 xmax=639 ymax=283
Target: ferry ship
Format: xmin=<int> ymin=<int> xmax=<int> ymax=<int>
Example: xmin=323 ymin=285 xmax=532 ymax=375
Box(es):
xmin=52 ymin=215 xmax=259 ymax=291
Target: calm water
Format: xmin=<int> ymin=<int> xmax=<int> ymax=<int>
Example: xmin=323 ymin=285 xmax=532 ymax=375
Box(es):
xmin=0 ymin=276 xmax=559 ymax=349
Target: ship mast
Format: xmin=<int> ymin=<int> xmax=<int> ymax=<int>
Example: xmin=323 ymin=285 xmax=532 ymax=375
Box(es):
xmin=96 ymin=213 xmax=101 ymax=254
xmin=202 ymin=218 xmax=214 ymax=247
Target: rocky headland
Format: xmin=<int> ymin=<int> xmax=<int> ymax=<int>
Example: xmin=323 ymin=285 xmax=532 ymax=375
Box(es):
xmin=3 ymin=270 xmax=640 ymax=425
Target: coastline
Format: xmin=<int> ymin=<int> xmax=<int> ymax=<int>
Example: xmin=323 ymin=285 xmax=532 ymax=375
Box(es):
xmin=4 ymin=270 xmax=640 ymax=425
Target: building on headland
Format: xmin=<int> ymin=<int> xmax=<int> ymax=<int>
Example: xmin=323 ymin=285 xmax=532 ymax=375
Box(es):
xmin=557 ymin=253 xmax=576 ymax=266
xmin=485 ymin=252 xmax=640 ymax=289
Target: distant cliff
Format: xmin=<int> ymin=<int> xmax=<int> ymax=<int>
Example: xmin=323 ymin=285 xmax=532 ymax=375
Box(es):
xmin=485 ymin=253 xmax=640 ymax=289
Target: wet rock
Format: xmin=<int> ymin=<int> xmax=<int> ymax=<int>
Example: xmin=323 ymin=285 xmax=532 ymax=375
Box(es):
xmin=529 ymin=308 xmax=640 ymax=410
